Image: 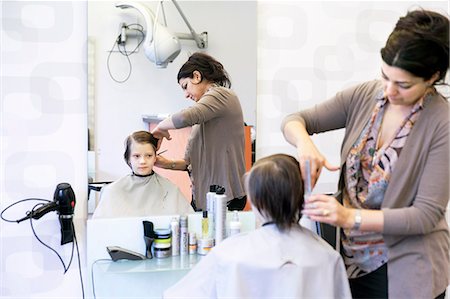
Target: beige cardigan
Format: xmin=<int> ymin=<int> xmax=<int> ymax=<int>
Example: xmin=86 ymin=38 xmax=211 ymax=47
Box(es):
xmin=172 ymin=86 xmax=246 ymax=210
xmin=282 ymin=80 xmax=450 ymax=298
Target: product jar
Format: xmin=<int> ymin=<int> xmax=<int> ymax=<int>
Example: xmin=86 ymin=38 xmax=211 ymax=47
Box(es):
xmin=153 ymin=228 xmax=172 ymax=258
xmin=197 ymin=238 xmax=214 ymax=255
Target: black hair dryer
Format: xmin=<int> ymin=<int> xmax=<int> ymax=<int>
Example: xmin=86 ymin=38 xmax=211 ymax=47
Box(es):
xmin=54 ymin=183 xmax=76 ymax=245
xmin=17 ymin=183 xmax=76 ymax=245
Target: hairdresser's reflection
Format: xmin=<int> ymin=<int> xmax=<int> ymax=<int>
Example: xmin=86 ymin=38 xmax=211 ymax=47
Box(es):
xmin=93 ymin=131 xmax=193 ymax=219
xmin=152 ymin=52 xmax=247 ymax=211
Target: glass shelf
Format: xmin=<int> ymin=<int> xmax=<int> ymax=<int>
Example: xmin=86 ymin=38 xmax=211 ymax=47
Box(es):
xmin=92 ymin=254 xmax=202 ymax=274
xmin=91 ymin=254 xmax=203 ymax=298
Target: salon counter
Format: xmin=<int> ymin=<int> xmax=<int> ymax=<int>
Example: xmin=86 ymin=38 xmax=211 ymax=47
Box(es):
xmin=87 ymin=212 xmax=255 ymax=298
xmin=91 ymin=255 xmax=202 ymax=298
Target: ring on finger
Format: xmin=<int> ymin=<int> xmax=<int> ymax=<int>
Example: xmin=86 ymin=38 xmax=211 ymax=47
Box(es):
xmin=322 ymin=209 xmax=330 ymax=216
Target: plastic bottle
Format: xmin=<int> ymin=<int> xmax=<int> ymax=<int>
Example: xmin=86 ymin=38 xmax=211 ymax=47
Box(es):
xmin=206 ymin=185 xmax=217 ymax=239
xmin=180 ymin=215 xmax=189 ymax=255
xmin=202 ymin=211 xmax=209 ymax=239
xmin=170 ymin=217 xmax=180 ymax=256
xmin=229 ymin=211 xmax=241 ymax=237
xmin=214 ymin=186 xmax=227 ymax=244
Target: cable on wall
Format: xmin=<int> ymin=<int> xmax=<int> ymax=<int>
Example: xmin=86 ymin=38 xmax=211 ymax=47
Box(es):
xmin=106 ymin=23 xmax=145 ymax=83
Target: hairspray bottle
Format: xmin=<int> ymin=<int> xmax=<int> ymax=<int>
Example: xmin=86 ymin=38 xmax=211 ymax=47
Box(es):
xmin=214 ymin=186 xmax=227 ymax=244
xmin=206 ymin=185 xmax=217 ymax=239
xmin=180 ymin=215 xmax=189 ymax=255
xmin=170 ymin=217 xmax=180 ymax=256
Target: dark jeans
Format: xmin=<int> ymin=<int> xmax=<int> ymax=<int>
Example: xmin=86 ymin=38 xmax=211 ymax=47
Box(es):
xmin=349 ymin=263 xmax=446 ymax=299
xmin=191 ymin=195 xmax=247 ymax=212
xmin=349 ymin=264 xmax=388 ymax=299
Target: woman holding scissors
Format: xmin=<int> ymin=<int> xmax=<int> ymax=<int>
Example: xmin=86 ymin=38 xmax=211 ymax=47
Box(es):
xmin=282 ymin=9 xmax=449 ymax=299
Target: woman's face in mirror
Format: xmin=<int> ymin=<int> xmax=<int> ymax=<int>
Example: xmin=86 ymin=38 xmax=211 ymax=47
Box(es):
xmin=127 ymin=141 xmax=156 ymax=176
xmin=178 ymin=71 xmax=210 ymax=102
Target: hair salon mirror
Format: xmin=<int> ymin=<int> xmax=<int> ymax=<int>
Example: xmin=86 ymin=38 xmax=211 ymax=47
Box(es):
xmin=87 ymin=1 xmax=257 ymax=215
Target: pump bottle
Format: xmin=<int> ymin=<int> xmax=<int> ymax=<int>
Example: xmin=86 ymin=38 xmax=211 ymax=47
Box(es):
xmin=229 ymin=211 xmax=241 ymax=237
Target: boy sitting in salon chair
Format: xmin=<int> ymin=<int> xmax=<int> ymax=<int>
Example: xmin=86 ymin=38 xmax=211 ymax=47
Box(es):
xmin=164 ymin=154 xmax=351 ymax=298
xmin=93 ymin=131 xmax=193 ymax=219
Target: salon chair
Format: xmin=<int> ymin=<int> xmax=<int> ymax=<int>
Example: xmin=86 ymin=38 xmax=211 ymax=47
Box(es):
xmin=88 ymin=181 xmax=113 ymax=198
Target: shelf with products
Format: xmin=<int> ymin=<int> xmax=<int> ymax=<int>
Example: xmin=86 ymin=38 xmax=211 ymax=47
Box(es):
xmin=87 ymin=212 xmax=255 ymax=298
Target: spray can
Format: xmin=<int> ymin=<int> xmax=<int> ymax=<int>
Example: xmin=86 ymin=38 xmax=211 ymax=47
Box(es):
xmin=180 ymin=215 xmax=189 ymax=255
xmin=214 ymin=186 xmax=227 ymax=244
xmin=206 ymin=185 xmax=217 ymax=239
xmin=229 ymin=211 xmax=241 ymax=237
xmin=170 ymin=217 xmax=180 ymax=256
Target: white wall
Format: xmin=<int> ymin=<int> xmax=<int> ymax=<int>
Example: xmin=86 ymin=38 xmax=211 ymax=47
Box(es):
xmin=88 ymin=1 xmax=257 ymax=181
xmin=1 ymin=1 xmax=88 ymax=298
xmin=1 ymin=1 xmax=449 ymax=298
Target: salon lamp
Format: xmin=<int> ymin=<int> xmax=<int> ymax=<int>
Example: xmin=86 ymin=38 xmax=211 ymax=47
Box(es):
xmin=115 ymin=1 xmax=208 ymax=68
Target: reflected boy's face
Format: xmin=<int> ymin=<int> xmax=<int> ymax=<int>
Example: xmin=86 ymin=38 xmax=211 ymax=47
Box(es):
xmin=128 ymin=141 xmax=156 ymax=176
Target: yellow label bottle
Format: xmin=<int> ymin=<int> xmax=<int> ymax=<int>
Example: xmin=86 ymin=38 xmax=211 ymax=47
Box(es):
xmin=202 ymin=210 xmax=209 ymax=239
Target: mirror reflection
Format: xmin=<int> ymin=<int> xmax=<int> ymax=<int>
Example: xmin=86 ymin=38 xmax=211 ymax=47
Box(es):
xmin=92 ymin=130 xmax=194 ymax=219
xmin=87 ymin=1 xmax=257 ymax=216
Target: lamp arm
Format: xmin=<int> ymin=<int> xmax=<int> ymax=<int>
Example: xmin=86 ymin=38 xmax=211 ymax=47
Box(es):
xmin=171 ymin=0 xmax=207 ymax=49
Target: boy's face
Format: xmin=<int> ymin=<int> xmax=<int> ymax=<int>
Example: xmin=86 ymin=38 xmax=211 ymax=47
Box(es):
xmin=128 ymin=141 xmax=156 ymax=176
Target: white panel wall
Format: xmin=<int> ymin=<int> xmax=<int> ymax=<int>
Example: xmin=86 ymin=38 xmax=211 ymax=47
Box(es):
xmin=1 ymin=1 xmax=88 ymax=298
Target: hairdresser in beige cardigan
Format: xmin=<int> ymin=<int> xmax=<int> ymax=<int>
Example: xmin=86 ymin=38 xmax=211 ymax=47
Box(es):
xmin=152 ymin=52 xmax=246 ymax=212
xmin=282 ymin=9 xmax=449 ymax=299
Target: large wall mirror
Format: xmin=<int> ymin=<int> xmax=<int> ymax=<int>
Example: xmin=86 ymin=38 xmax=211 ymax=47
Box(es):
xmin=87 ymin=1 xmax=257 ymax=214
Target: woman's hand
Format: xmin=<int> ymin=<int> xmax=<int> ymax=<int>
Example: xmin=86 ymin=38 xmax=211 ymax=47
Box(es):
xmin=282 ymin=120 xmax=339 ymax=188
xmin=297 ymin=139 xmax=340 ymax=188
xmin=151 ymin=126 xmax=172 ymax=142
xmin=155 ymin=155 xmax=171 ymax=169
xmin=151 ymin=117 xmax=176 ymax=144
xmin=302 ymin=194 xmax=352 ymax=228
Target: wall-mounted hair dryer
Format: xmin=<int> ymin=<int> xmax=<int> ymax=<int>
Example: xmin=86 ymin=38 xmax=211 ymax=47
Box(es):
xmin=115 ymin=1 xmax=181 ymax=68
xmin=17 ymin=183 xmax=76 ymax=245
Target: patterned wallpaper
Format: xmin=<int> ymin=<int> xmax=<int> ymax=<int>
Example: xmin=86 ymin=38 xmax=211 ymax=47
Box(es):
xmin=1 ymin=2 xmax=87 ymax=297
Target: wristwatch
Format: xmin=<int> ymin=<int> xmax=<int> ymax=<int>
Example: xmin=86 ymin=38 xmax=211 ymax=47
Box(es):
xmin=353 ymin=209 xmax=362 ymax=230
